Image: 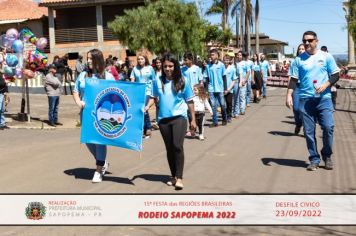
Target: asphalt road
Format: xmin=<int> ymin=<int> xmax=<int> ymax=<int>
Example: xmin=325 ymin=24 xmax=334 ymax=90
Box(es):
xmin=1 ymin=84 xmax=355 ymax=235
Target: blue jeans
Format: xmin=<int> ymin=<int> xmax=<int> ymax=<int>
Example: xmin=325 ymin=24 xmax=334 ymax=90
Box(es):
xmin=209 ymin=92 xmax=227 ymax=124
xmin=262 ymin=78 xmax=267 ymax=97
xmin=238 ymin=85 xmax=247 ymax=114
xmin=48 ymin=96 xmax=60 ymax=123
xmin=144 ymin=95 xmax=152 ymax=132
xmin=233 ymin=83 xmax=240 ymax=116
xmin=246 ymin=80 xmax=252 ymax=104
xmin=292 ymin=86 xmax=302 ymax=127
xmin=0 ymin=93 xmax=5 ymax=127
xmin=299 ymin=97 xmax=334 ymax=164
xmin=86 ymin=144 xmax=107 ymax=166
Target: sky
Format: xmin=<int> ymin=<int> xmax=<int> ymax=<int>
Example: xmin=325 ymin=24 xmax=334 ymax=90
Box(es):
xmin=188 ymin=0 xmax=348 ymax=55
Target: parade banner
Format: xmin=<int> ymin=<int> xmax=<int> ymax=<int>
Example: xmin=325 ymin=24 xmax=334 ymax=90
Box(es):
xmin=0 ymin=195 xmax=356 ymax=225
xmin=81 ymin=79 xmax=146 ymax=151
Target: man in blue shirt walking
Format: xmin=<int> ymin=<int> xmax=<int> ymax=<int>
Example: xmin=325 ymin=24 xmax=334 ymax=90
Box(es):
xmin=203 ymin=49 xmax=227 ymax=127
xmin=286 ymin=31 xmax=340 ymax=171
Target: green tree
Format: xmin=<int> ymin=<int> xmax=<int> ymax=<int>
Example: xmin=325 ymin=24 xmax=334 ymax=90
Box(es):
xmin=108 ymin=0 xmax=206 ymax=55
xmin=205 ymin=24 xmax=233 ymax=46
xmin=206 ymin=0 xmax=233 ymax=30
xmin=349 ymin=0 xmax=356 ymax=41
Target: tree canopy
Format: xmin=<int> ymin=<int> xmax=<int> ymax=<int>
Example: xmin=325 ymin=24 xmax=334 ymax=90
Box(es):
xmin=349 ymin=0 xmax=356 ymax=41
xmin=108 ymin=0 xmax=207 ymax=55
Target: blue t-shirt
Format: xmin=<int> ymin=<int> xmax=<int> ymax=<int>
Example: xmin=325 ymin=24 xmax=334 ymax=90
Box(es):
xmin=225 ymin=64 xmax=237 ymax=93
xmin=181 ymin=65 xmax=203 ymax=89
xmin=151 ymin=77 xmax=194 ymax=122
xmin=203 ymin=61 xmax=226 ymax=93
xmin=260 ymin=60 xmax=270 ymax=79
xmin=236 ymin=61 xmax=250 ymax=81
xmin=130 ymin=65 xmax=156 ymax=96
xmin=291 ymin=50 xmax=340 ymax=99
xmin=73 ymin=71 xmax=115 ymax=98
xmin=252 ymin=62 xmax=261 ymax=71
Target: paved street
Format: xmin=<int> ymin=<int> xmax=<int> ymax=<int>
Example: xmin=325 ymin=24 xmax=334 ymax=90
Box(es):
xmin=1 ymin=81 xmax=356 ymax=235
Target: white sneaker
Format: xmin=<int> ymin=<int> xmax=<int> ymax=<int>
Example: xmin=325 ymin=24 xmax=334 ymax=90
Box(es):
xmin=199 ymin=134 xmax=204 ymax=140
xmin=92 ymin=171 xmax=103 ymax=183
xmin=102 ymin=161 xmax=109 ymax=175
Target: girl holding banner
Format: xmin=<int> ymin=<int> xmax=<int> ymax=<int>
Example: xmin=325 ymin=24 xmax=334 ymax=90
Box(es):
xmin=73 ymin=49 xmax=115 ymax=183
xmin=146 ymin=53 xmax=196 ymax=190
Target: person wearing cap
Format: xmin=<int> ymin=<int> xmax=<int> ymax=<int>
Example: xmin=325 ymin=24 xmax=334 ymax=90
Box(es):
xmin=45 ymin=64 xmax=63 ymax=127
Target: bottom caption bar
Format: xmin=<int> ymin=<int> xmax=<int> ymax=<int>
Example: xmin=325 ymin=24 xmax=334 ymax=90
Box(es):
xmin=0 ymin=195 xmax=355 ymax=225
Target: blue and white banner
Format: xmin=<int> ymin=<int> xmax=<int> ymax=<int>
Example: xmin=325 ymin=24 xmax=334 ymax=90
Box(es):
xmin=81 ymin=79 xmax=146 ymax=151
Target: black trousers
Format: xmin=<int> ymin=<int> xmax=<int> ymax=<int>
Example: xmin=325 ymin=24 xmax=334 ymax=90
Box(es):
xmin=159 ymin=116 xmax=187 ymax=179
xmin=195 ymin=112 xmax=205 ymax=134
xmin=224 ymin=93 xmax=233 ymax=119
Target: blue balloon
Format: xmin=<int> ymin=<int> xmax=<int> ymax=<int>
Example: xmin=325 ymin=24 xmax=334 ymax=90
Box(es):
xmin=6 ymin=54 xmax=19 ymax=67
xmin=12 ymin=40 xmax=24 ymax=53
xmin=3 ymin=66 xmax=14 ymax=76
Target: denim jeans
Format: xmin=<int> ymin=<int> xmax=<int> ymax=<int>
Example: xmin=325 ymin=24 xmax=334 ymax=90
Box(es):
xmin=238 ymin=85 xmax=247 ymax=114
xmin=209 ymin=92 xmax=227 ymax=124
xmin=292 ymin=86 xmax=302 ymax=127
xmin=0 ymin=93 xmax=5 ymax=127
xmin=246 ymin=80 xmax=252 ymax=105
xmin=262 ymin=78 xmax=267 ymax=97
xmin=144 ymin=95 xmax=152 ymax=132
xmin=86 ymin=143 xmax=107 ymax=166
xmin=48 ymin=96 xmax=60 ymax=123
xmin=299 ymin=97 xmax=334 ymax=164
xmin=233 ymin=83 xmax=240 ymax=116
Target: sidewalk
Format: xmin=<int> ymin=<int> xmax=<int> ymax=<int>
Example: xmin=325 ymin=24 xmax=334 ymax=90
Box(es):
xmin=5 ymin=93 xmax=80 ymax=129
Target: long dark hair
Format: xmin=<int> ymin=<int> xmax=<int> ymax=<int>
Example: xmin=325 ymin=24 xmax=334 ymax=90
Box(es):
xmin=296 ymin=43 xmax=305 ymax=57
xmin=161 ymin=53 xmax=185 ymax=94
xmin=252 ymin=53 xmax=260 ymax=64
xmin=87 ymin=49 xmax=105 ymax=78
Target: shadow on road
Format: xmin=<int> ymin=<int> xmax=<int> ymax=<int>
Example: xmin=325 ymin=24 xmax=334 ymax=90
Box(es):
xmin=64 ymin=168 xmax=134 ymax=185
xmin=285 ymin=115 xmax=294 ymax=119
xmin=130 ymin=174 xmax=171 ymax=184
xmin=261 ymin=157 xmax=307 ymax=168
xmin=335 ymin=108 xmax=356 ymax=114
xmin=281 ymin=120 xmax=296 ymax=125
xmin=268 ymin=131 xmax=295 ymax=136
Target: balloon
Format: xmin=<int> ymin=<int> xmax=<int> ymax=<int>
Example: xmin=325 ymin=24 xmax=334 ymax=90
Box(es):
xmin=35 ymin=37 xmax=47 ymax=50
xmin=19 ymin=28 xmax=34 ymax=41
xmin=3 ymin=66 xmax=14 ymax=76
xmin=15 ymin=67 xmax=23 ymax=78
xmin=31 ymin=49 xmax=48 ymax=66
xmin=12 ymin=40 xmax=24 ymax=53
xmin=6 ymin=28 xmax=19 ymax=39
xmin=5 ymin=54 xmax=19 ymax=67
xmin=2 ymin=36 xmax=16 ymax=48
xmin=23 ymin=69 xmax=34 ymax=79
xmin=29 ymin=36 xmax=37 ymax=44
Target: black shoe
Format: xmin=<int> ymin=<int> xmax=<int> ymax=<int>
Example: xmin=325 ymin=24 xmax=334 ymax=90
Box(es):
xmin=209 ymin=123 xmax=218 ymax=128
xmin=222 ymin=120 xmax=227 ymax=126
xmin=263 ymin=96 xmax=267 ymax=98
xmin=307 ymin=162 xmax=319 ymax=171
xmin=0 ymin=126 xmax=10 ymax=130
xmin=294 ymin=126 xmax=301 ymax=135
xmin=55 ymin=122 xmax=63 ymax=126
xmin=49 ymin=122 xmax=56 ymax=127
xmin=324 ymin=158 xmax=334 ymax=170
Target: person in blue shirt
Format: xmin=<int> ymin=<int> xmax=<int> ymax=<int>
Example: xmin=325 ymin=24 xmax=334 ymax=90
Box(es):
xmin=146 ymin=53 xmax=196 ymax=190
xmin=181 ymin=52 xmax=203 ymax=89
xmin=181 ymin=52 xmax=203 ymax=136
xmin=203 ymin=49 xmax=227 ymax=127
xmin=73 ymin=49 xmax=115 ymax=183
xmin=288 ymin=44 xmax=305 ymax=135
xmin=260 ymin=53 xmax=272 ymax=98
xmin=223 ymin=54 xmax=236 ymax=122
xmin=286 ymin=31 xmax=340 ymax=171
xmin=130 ymin=54 xmax=156 ymax=139
xmin=234 ymin=51 xmax=250 ymax=116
